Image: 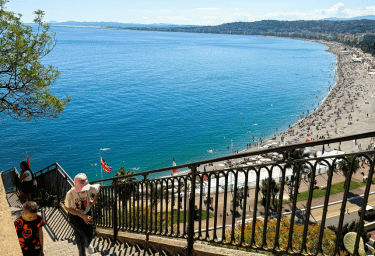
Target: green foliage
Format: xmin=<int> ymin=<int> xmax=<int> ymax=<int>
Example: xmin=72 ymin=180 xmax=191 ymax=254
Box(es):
xmin=328 ymin=220 xmax=370 ymax=253
xmin=223 ymin=216 xmax=340 ymax=255
xmin=0 ymin=0 xmax=70 ymax=121
xmin=113 ymin=167 xmax=138 ymax=203
xmin=260 ymin=179 xmax=280 ymax=207
xmin=338 ymin=155 xmax=360 ymax=180
xmin=33 ymin=188 xmax=58 ymax=207
xmin=114 ymin=167 xmax=136 ymax=183
xmin=343 ymin=232 xmax=366 ymax=256
xmin=282 ymin=180 xmax=365 ymax=204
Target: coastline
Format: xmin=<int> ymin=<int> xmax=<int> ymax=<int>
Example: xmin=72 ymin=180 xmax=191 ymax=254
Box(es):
xmin=273 ymin=40 xmax=375 ymax=151
xmin=198 ymin=39 xmax=375 ymax=173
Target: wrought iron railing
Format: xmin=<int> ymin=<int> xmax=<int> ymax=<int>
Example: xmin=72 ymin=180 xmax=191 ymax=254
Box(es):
xmin=32 ymin=163 xmax=74 ymax=205
xmin=91 ymin=131 xmax=375 ymax=255
xmin=1 ymin=163 xmax=73 ymax=205
xmin=1 ymin=167 xmax=21 ymax=193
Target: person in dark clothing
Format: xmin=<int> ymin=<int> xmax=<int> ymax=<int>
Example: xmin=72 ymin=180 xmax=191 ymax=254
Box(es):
xmin=19 ymin=161 xmax=34 ymax=202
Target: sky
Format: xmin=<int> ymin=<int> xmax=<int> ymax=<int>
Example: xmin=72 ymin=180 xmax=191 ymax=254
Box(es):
xmin=5 ymin=0 xmax=375 ymax=25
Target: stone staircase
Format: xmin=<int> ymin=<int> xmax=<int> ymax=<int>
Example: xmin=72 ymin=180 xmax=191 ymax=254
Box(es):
xmin=43 ymin=237 xmax=159 ymax=256
xmin=7 ymin=192 xmax=159 ymax=256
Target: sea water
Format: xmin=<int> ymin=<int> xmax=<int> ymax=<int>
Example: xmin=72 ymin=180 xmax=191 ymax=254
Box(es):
xmin=1 ymin=27 xmax=336 ymax=181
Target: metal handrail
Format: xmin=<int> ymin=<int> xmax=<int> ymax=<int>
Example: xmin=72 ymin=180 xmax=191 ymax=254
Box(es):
xmin=89 ymin=131 xmax=375 ymax=255
xmin=2 ymin=131 xmax=375 ymax=255
xmin=92 ymin=130 xmax=375 ymax=184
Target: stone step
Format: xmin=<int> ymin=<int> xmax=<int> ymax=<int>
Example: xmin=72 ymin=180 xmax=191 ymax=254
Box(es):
xmin=44 ymin=237 xmax=159 ymax=256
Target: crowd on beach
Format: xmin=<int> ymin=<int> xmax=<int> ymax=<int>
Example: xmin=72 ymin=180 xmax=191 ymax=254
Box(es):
xmin=195 ymin=41 xmax=375 ymax=178
xmin=274 ymin=42 xmax=375 ymax=149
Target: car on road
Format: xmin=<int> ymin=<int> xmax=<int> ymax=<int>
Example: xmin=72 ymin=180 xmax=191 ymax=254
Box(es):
xmin=358 ymin=205 xmax=375 ymax=219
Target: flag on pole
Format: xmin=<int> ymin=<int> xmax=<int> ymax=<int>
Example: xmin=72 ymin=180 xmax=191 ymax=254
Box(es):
xmin=100 ymin=156 xmax=112 ymax=173
xmin=172 ymin=158 xmax=178 ymax=174
xmin=26 ymin=152 xmax=31 ymax=168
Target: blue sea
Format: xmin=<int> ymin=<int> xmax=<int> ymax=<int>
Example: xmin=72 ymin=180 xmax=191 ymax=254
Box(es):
xmin=1 ymin=27 xmax=336 ymax=181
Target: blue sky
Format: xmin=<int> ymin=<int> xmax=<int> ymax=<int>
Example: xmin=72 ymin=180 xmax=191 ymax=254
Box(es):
xmin=6 ymin=0 xmax=375 ymax=25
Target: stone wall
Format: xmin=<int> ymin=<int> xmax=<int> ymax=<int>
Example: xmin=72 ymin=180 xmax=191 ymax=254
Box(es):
xmin=0 ymin=174 xmax=22 ymax=255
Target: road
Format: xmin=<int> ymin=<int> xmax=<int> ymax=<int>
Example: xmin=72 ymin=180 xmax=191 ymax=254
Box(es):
xmin=294 ymin=192 xmax=375 ymax=227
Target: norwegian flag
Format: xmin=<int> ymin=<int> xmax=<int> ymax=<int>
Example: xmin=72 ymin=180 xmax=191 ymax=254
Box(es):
xmin=101 ymin=156 xmax=112 ymax=173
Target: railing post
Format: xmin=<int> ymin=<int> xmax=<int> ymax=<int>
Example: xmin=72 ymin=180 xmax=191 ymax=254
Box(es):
xmin=113 ymin=179 xmax=118 ymax=241
xmin=187 ymin=164 xmax=198 ymax=255
xmin=56 ymin=168 xmax=60 ymax=204
xmin=143 ymin=174 xmax=149 ymax=240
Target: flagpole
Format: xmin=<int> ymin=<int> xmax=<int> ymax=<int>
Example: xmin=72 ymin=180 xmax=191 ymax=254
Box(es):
xmin=100 ymin=156 xmax=103 ymax=181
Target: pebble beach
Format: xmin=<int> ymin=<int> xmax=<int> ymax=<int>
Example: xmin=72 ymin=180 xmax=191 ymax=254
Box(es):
xmin=273 ymin=41 xmax=375 ymax=153
xmin=197 ymin=40 xmax=375 ymax=174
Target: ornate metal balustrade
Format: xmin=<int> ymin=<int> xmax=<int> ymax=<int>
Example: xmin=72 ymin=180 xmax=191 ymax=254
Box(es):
xmin=1 ymin=163 xmax=73 ymax=206
xmin=2 ymin=131 xmax=375 ymax=255
xmin=91 ymin=131 xmax=375 ymax=256
xmin=1 ymin=167 xmax=20 ymax=193
xmin=32 ymin=163 xmax=74 ymax=205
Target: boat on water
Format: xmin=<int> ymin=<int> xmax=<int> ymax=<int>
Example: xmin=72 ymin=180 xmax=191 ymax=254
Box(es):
xmin=100 ymin=148 xmax=111 ymax=151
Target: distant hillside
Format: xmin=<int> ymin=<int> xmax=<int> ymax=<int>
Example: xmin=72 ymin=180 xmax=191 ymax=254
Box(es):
xmin=323 ymin=15 xmax=375 ymax=21
xmin=48 ymin=21 xmax=194 ymax=28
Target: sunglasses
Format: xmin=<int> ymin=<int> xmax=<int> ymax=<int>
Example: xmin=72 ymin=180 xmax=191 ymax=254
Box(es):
xmin=79 ymin=179 xmax=87 ymax=185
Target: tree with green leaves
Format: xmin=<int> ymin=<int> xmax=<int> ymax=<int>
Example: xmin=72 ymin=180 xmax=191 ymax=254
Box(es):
xmin=338 ymin=155 xmax=360 ymax=180
xmin=0 ymin=0 xmax=70 ymax=121
xmin=260 ymin=179 xmax=280 ymax=207
xmin=113 ymin=167 xmax=137 ymax=203
xmin=328 ymin=220 xmax=370 ymax=253
xmin=286 ymin=148 xmax=310 ymax=199
xmin=114 ymin=167 xmax=136 ymax=183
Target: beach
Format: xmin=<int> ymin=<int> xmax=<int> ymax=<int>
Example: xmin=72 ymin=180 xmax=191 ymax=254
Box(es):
xmin=198 ymin=40 xmax=375 ymax=174
xmin=274 ymin=41 xmax=375 ymax=152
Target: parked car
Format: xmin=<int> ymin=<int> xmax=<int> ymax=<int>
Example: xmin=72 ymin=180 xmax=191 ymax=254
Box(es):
xmin=358 ymin=205 xmax=375 ymax=219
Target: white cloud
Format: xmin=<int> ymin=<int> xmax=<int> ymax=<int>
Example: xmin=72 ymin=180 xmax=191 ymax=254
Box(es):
xmin=148 ymin=3 xmax=375 ymax=25
xmin=259 ymin=3 xmax=375 ymax=21
xmin=315 ymin=2 xmax=345 ymax=17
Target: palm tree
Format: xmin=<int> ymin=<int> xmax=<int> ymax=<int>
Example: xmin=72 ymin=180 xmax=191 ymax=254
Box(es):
xmin=114 ymin=167 xmax=137 ymax=202
xmin=286 ymin=148 xmax=310 ymax=199
xmin=261 ymin=179 xmax=280 ymax=207
xmin=114 ymin=167 xmax=136 ymax=183
xmin=338 ymin=155 xmax=360 ymax=180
